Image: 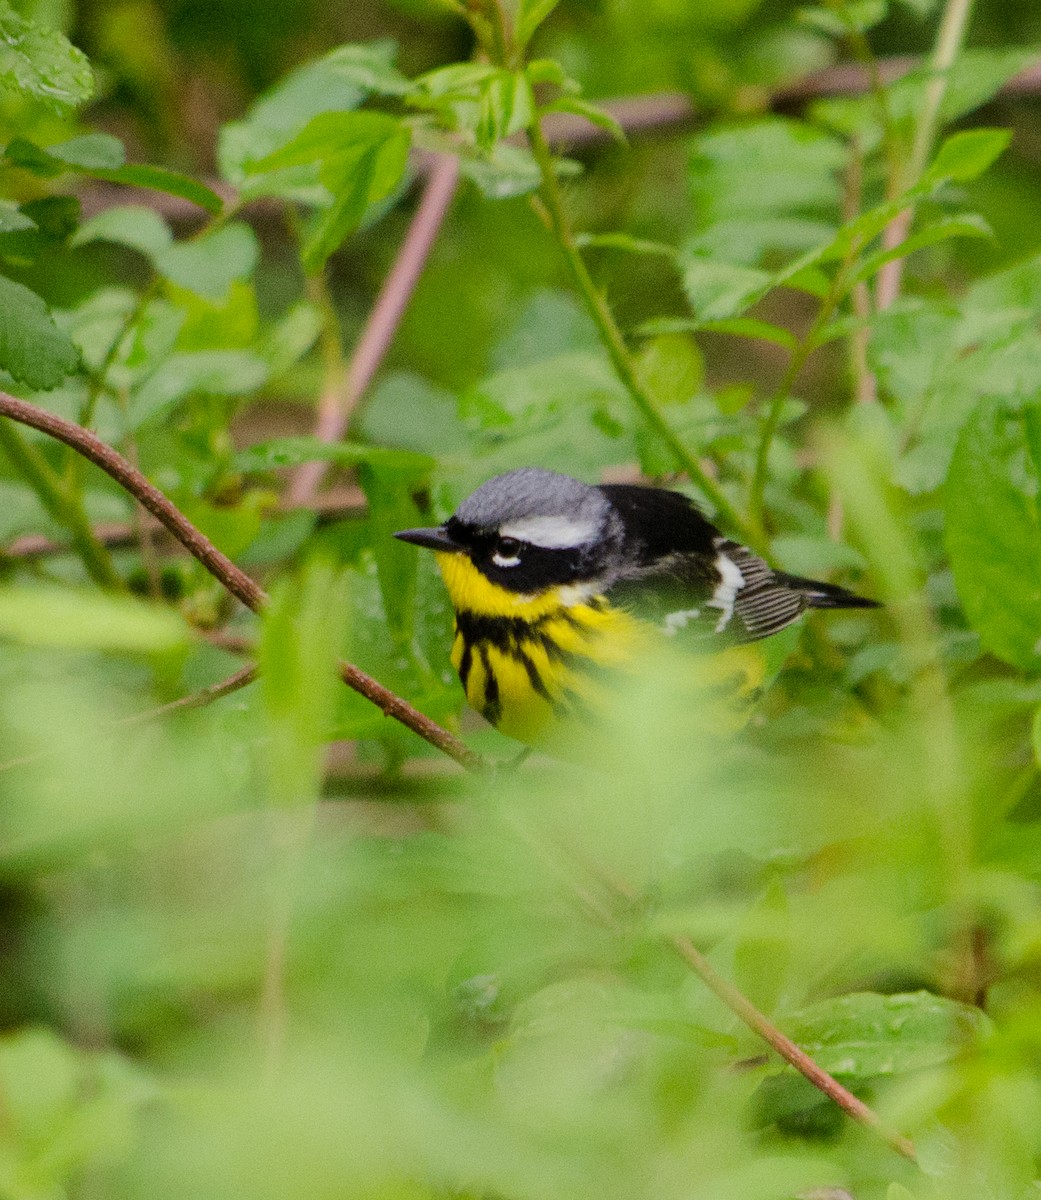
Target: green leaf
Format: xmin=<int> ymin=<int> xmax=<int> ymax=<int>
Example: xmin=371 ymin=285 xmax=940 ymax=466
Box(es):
xmin=458 ymin=141 xmax=542 ymax=199
xmin=477 ymin=71 xmax=534 ymax=147
xmin=797 ymin=0 xmax=888 ymax=35
xmin=946 ymin=396 xmax=1041 ymax=672
xmin=154 ymin=222 xmax=259 ymax=302
xmin=316 ymin=41 xmax=411 ymax=98
xmin=850 ymin=214 xmax=993 ymax=285
xmin=517 ymin=0 xmax=562 ymax=47
xmin=44 ymin=132 xmax=125 ymax=169
xmin=786 ymin=991 xmax=990 ymax=1079
xmin=235 ymin=436 xmax=434 ymax=474
xmin=0 ymin=274 xmax=78 ymax=388
xmin=0 ymin=584 xmax=191 ymax=652
xmin=541 ymin=95 xmax=625 ymax=142
xmin=72 ymin=204 xmax=173 ymax=257
xmin=635 ymin=334 xmax=703 ymax=405
xmin=680 ymin=257 xmax=772 ymax=322
xmin=525 ymin=58 xmax=579 ymax=92
xmin=0 ymin=200 xmax=35 ymax=233
xmin=924 ymin=128 xmax=1012 ymax=186
xmin=260 ymin=560 xmax=346 ymax=806
xmin=92 ymin=164 xmax=224 ymax=214
xmin=576 ymin=232 xmax=675 ymax=258
xmin=251 ymin=110 xmax=410 ymax=270
xmin=128 ymin=349 xmax=270 ymax=428
xmin=0 ymin=0 xmax=93 ymax=114
xmin=641 ymin=316 xmax=799 ymax=352
xmin=6 ymin=137 xmax=224 ymax=213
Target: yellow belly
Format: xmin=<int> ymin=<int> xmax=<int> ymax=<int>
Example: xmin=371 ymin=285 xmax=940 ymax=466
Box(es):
xmin=435 ymin=551 xmax=764 ymax=747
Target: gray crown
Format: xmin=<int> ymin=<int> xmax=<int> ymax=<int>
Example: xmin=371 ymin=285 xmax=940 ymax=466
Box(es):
xmin=455 ymin=468 xmax=610 ymax=536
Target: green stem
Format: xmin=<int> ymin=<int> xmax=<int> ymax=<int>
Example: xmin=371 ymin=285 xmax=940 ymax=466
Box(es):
xmin=748 ymin=263 xmax=854 ymax=538
xmin=0 ymin=419 xmax=123 ymax=589
xmin=909 ymin=0 xmax=975 ymax=183
xmin=527 ymin=117 xmax=757 ymax=547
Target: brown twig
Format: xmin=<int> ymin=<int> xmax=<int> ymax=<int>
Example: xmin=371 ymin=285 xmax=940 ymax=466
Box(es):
xmin=0 ymin=662 xmax=260 ymax=773
xmin=669 ymin=934 xmax=917 ymax=1162
xmin=0 ymin=392 xmax=482 ymax=771
xmin=287 ymin=152 xmax=462 ymax=505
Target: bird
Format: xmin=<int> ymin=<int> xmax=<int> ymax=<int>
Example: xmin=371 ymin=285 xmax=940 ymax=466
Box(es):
xmin=395 ymin=468 xmax=879 ymax=748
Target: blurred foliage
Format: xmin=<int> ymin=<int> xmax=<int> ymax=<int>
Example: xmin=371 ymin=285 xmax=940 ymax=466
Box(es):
xmin=0 ymin=0 xmax=1039 ymax=1197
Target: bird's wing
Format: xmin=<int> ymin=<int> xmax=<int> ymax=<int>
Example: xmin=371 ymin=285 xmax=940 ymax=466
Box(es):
xmin=598 ymin=485 xmax=874 ymax=644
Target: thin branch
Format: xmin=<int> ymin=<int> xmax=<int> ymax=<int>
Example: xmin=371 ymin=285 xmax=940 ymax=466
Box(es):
xmin=0 ymin=419 xmax=123 ymax=590
xmin=526 ymin=116 xmax=758 ymax=547
xmin=287 ymin=152 xmax=462 ymax=506
xmin=123 ymin=663 xmax=259 ymax=723
xmin=0 ymin=663 xmax=260 ymax=773
xmin=520 ymin=819 xmax=917 ymax=1162
xmin=0 ymin=392 xmax=483 ymax=771
xmin=668 ymin=933 xmax=917 ymax=1162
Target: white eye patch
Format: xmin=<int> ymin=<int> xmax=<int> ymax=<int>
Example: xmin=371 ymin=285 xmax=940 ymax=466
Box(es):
xmin=498 ymin=514 xmax=598 ymax=550
xmin=492 ymin=550 xmax=522 ymax=568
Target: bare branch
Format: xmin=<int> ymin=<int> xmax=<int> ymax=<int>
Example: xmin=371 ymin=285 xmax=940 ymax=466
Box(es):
xmin=288 ymin=152 xmax=461 ymax=505
xmin=0 ymin=393 xmax=482 ymax=771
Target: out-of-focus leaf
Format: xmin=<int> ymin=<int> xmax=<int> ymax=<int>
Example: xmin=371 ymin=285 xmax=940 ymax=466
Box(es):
xmin=218 ymin=39 xmax=407 ymax=192
xmin=946 ymin=396 xmax=1041 ymax=672
xmin=797 ymin=0 xmax=888 ymax=36
xmin=0 ymin=1029 xmax=152 ymax=1195
xmin=260 ymin=560 xmax=346 ymax=806
xmin=0 ymin=275 xmax=78 ymax=388
xmin=0 ymin=0 xmax=93 ymax=113
xmin=850 ymin=214 xmax=993 ymax=284
xmin=576 ymin=232 xmax=675 ymax=258
xmin=42 ymin=131 xmax=124 ymax=168
xmin=517 ymin=0 xmax=563 ymax=47
xmin=250 ymin=111 xmax=410 ymax=270
xmin=680 ymin=257 xmax=772 ymax=322
xmin=540 ymin=95 xmax=625 ymax=142
xmin=128 ymin=350 xmax=270 ymax=428
xmin=925 ymin=128 xmax=1012 ymax=186
xmin=635 ymin=333 xmax=703 ymax=405
xmin=458 ymin=141 xmax=542 ymax=199
xmin=641 ymin=316 xmax=799 ymax=352
xmin=785 ymin=991 xmax=990 ymax=1079
xmin=154 ymin=222 xmax=259 ymax=302
xmin=0 ymin=585 xmax=192 ymax=651
xmin=72 ymin=205 xmax=172 ymax=257
xmin=356 ymin=372 xmax=469 ymax=456
xmin=93 ymin=165 xmax=224 ymax=214
xmin=234 ymin=436 xmax=435 ymax=474
xmin=6 ymin=136 xmax=224 ymax=213
xmin=0 ymin=201 xmax=35 ymax=233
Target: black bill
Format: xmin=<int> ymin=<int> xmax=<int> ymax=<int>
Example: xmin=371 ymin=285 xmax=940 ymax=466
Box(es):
xmin=394 ymin=526 xmax=462 ymax=552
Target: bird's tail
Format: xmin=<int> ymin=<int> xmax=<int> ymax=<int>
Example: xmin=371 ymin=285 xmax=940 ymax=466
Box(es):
xmin=776 ymin=573 xmax=881 ymax=611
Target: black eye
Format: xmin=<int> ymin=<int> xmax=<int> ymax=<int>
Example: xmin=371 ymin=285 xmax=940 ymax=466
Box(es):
xmin=497 ymin=537 xmax=521 ymax=557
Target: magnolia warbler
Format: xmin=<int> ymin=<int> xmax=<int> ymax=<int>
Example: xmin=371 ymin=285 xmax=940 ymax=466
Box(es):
xmin=396 ymin=468 xmax=878 ymax=747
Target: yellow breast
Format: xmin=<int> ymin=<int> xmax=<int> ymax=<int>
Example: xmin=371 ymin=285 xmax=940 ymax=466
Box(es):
xmin=435 ymin=551 xmax=647 ymax=745
xmin=434 ymin=551 xmax=766 ymax=748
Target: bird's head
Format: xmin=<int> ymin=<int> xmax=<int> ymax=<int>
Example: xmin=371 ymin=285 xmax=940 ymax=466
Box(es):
xmin=395 ymin=468 xmax=624 ymax=603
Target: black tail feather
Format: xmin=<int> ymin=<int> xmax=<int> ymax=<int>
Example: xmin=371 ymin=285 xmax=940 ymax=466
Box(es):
xmin=776 ymin=573 xmax=881 ymax=611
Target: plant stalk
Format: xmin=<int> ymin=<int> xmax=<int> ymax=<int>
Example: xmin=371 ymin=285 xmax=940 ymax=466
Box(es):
xmin=0 ymin=419 xmax=123 ymax=590
xmin=526 ymin=117 xmax=757 ymax=547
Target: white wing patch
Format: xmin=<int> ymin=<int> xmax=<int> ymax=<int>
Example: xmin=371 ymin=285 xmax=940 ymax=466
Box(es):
xmin=498 ymin=514 xmax=599 ymax=549
xmin=662 ymin=606 xmax=702 ymax=636
xmin=706 ymin=548 xmax=745 ymax=633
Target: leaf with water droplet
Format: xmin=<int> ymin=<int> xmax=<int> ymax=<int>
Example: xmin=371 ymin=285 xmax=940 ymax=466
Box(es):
xmin=780 ymin=990 xmax=991 ymax=1081
xmin=0 ymin=2 xmax=93 ymax=115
